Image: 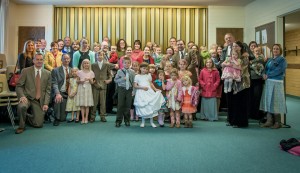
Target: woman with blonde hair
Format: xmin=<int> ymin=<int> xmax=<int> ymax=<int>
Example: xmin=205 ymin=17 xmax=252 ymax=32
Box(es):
xmin=18 ymin=40 xmax=36 ymax=72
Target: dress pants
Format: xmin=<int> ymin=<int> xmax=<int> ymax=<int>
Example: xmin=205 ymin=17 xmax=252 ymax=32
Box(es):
xmin=116 ymin=87 xmax=133 ymax=123
xmin=53 ymin=92 xmax=68 ymax=121
xmin=17 ymin=99 xmax=45 ymax=128
xmin=91 ymin=88 xmax=107 ymax=119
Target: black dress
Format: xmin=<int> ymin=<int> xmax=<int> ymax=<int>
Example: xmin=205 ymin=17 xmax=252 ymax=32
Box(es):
xmin=18 ymin=53 xmax=34 ymax=73
xmin=77 ymin=51 xmax=90 ymax=69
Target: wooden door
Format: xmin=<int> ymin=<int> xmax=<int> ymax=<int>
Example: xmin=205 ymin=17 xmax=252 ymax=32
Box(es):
xmin=18 ymin=26 xmax=45 ymax=54
xmin=216 ymin=28 xmax=243 ymax=46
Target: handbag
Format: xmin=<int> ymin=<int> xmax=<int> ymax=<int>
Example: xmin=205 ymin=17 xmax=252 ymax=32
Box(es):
xmin=8 ymin=60 xmax=20 ymax=88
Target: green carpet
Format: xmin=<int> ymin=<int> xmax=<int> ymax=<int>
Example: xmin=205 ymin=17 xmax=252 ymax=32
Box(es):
xmin=0 ymin=97 xmax=299 ymax=173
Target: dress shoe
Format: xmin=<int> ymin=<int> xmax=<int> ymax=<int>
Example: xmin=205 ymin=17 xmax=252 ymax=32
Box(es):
xmin=67 ymin=119 xmax=74 ymax=123
xmin=100 ymin=117 xmax=107 ymax=122
xmin=53 ymin=120 xmax=60 ymax=126
xmin=26 ymin=113 xmax=34 ymax=118
xmin=15 ymin=128 xmax=25 ymax=134
xmin=108 ymin=110 xmax=117 ymax=114
xmin=115 ymin=122 xmax=121 ymax=127
xmin=125 ymin=121 xmax=130 ymax=127
xmin=90 ymin=118 xmax=95 ymax=123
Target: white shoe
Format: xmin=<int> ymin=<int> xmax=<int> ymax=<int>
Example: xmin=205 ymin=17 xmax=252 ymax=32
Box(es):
xmin=227 ymin=88 xmax=232 ymax=92
xmin=140 ymin=123 xmax=145 ymax=128
xmin=151 ymin=123 xmax=157 ymax=128
xmin=224 ymin=88 xmax=228 ymax=93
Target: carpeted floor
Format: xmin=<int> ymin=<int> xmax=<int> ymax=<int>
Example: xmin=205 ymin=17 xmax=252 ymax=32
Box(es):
xmin=0 ymin=96 xmax=299 ymax=173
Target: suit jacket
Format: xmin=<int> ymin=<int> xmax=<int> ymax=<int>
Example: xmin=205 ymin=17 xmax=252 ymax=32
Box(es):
xmin=186 ymin=51 xmax=204 ymax=85
xmin=91 ymin=62 xmax=112 ymax=90
xmin=16 ymin=66 xmax=51 ymax=106
xmin=51 ymin=66 xmax=72 ymax=98
xmin=173 ymin=49 xmax=188 ymax=68
xmin=44 ymin=51 xmax=63 ymax=71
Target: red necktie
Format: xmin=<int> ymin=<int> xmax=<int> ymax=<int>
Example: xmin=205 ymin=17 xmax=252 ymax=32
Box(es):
xmin=35 ymin=70 xmax=41 ymax=100
xmin=65 ymin=68 xmax=69 ymax=92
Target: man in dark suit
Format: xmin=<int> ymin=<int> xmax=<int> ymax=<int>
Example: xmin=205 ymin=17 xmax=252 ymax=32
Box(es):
xmin=173 ymin=39 xmax=188 ymax=68
xmin=15 ymin=53 xmax=51 ymax=134
xmin=90 ymin=51 xmax=112 ymax=122
xmin=51 ymin=53 xmax=72 ymax=126
xmin=221 ymin=33 xmax=235 ymax=63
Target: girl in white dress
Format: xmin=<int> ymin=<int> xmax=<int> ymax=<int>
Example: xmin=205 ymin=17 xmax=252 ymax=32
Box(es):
xmin=76 ymin=59 xmax=95 ymax=124
xmin=134 ymin=62 xmax=165 ymax=128
xmin=66 ymin=68 xmax=80 ymax=123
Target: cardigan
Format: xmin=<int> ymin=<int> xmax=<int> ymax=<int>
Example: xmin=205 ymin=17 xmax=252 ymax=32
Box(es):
xmin=264 ymin=56 xmax=287 ymax=80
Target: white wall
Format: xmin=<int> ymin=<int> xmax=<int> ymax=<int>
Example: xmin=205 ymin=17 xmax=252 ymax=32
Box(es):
xmin=207 ymin=6 xmax=245 ymax=46
xmin=6 ymin=3 xmax=53 ymax=65
xmin=244 ymin=0 xmax=300 ymax=45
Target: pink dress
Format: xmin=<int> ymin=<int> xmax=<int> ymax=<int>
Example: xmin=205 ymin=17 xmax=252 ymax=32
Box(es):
xmin=221 ymin=57 xmax=241 ymax=82
xmin=76 ymin=70 xmax=95 ymax=107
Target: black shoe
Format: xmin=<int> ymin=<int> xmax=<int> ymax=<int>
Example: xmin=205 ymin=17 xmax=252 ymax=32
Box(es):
xmin=53 ymin=120 xmax=60 ymax=126
xmin=67 ymin=119 xmax=74 ymax=123
xmin=125 ymin=121 xmax=130 ymax=127
xmin=101 ymin=117 xmax=107 ymax=122
xmin=108 ymin=110 xmax=117 ymax=114
xmin=115 ymin=122 xmax=121 ymax=127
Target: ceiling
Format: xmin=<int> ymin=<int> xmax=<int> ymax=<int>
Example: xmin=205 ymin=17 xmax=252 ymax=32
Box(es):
xmin=11 ymin=0 xmax=300 ymax=31
xmin=11 ymin=0 xmax=255 ymax=6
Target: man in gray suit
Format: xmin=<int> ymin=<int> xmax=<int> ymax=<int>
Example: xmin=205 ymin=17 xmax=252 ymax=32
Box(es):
xmin=15 ymin=53 xmax=51 ymax=134
xmin=51 ymin=54 xmax=72 ymax=126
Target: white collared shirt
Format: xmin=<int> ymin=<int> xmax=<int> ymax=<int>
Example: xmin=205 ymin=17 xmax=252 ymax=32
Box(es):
xmin=98 ymin=60 xmax=103 ymax=70
xmin=34 ymin=67 xmax=42 ymax=78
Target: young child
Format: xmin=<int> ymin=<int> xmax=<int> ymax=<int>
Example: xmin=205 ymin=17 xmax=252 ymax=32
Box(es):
xmin=210 ymin=49 xmax=221 ymax=69
xmin=221 ymin=50 xmax=241 ymax=93
xmin=66 ymin=68 xmax=80 ymax=123
xmin=158 ymin=55 xmax=168 ymax=71
xmin=179 ymin=76 xmax=200 ymax=128
xmin=250 ymin=47 xmax=265 ymax=76
xmin=134 ymin=62 xmax=165 ymax=128
xmin=130 ymin=61 xmax=140 ymax=121
xmin=166 ymin=69 xmax=182 ymax=128
xmin=153 ymin=70 xmax=168 ymax=127
xmin=164 ymin=61 xmax=173 ymax=80
xmin=178 ymin=59 xmax=192 ymax=79
xmin=153 ymin=46 xmax=163 ymax=67
xmin=108 ymin=45 xmax=119 ymax=64
xmin=210 ymin=49 xmax=222 ymax=112
xmin=91 ymin=51 xmax=112 ymax=123
xmin=76 ymin=59 xmax=95 ymax=124
xmin=199 ymin=59 xmax=220 ymax=121
xmin=114 ymin=56 xmax=135 ymax=127
xmin=148 ymin=64 xmax=157 ymax=82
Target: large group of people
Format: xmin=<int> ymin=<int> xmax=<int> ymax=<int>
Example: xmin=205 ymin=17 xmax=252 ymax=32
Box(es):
xmin=13 ymin=33 xmax=287 ymax=134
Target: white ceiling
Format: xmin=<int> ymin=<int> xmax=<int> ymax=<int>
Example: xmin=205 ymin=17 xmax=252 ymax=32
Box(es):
xmin=11 ymin=0 xmax=300 ymax=31
xmin=11 ymin=0 xmax=255 ymax=6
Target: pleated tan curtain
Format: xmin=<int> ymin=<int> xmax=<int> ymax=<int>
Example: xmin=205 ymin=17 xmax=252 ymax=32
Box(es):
xmin=54 ymin=6 xmax=207 ymax=51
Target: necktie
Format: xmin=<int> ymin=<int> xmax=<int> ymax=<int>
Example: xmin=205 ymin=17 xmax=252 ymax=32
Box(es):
xmin=125 ymin=70 xmax=130 ymax=90
xmin=35 ymin=70 xmax=41 ymax=100
xmin=65 ymin=68 xmax=69 ymax=92
xmin=105 ymin=53 xmax=109 ymax=61
xmin=181 ymin=51 xmax=184 ymax=59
